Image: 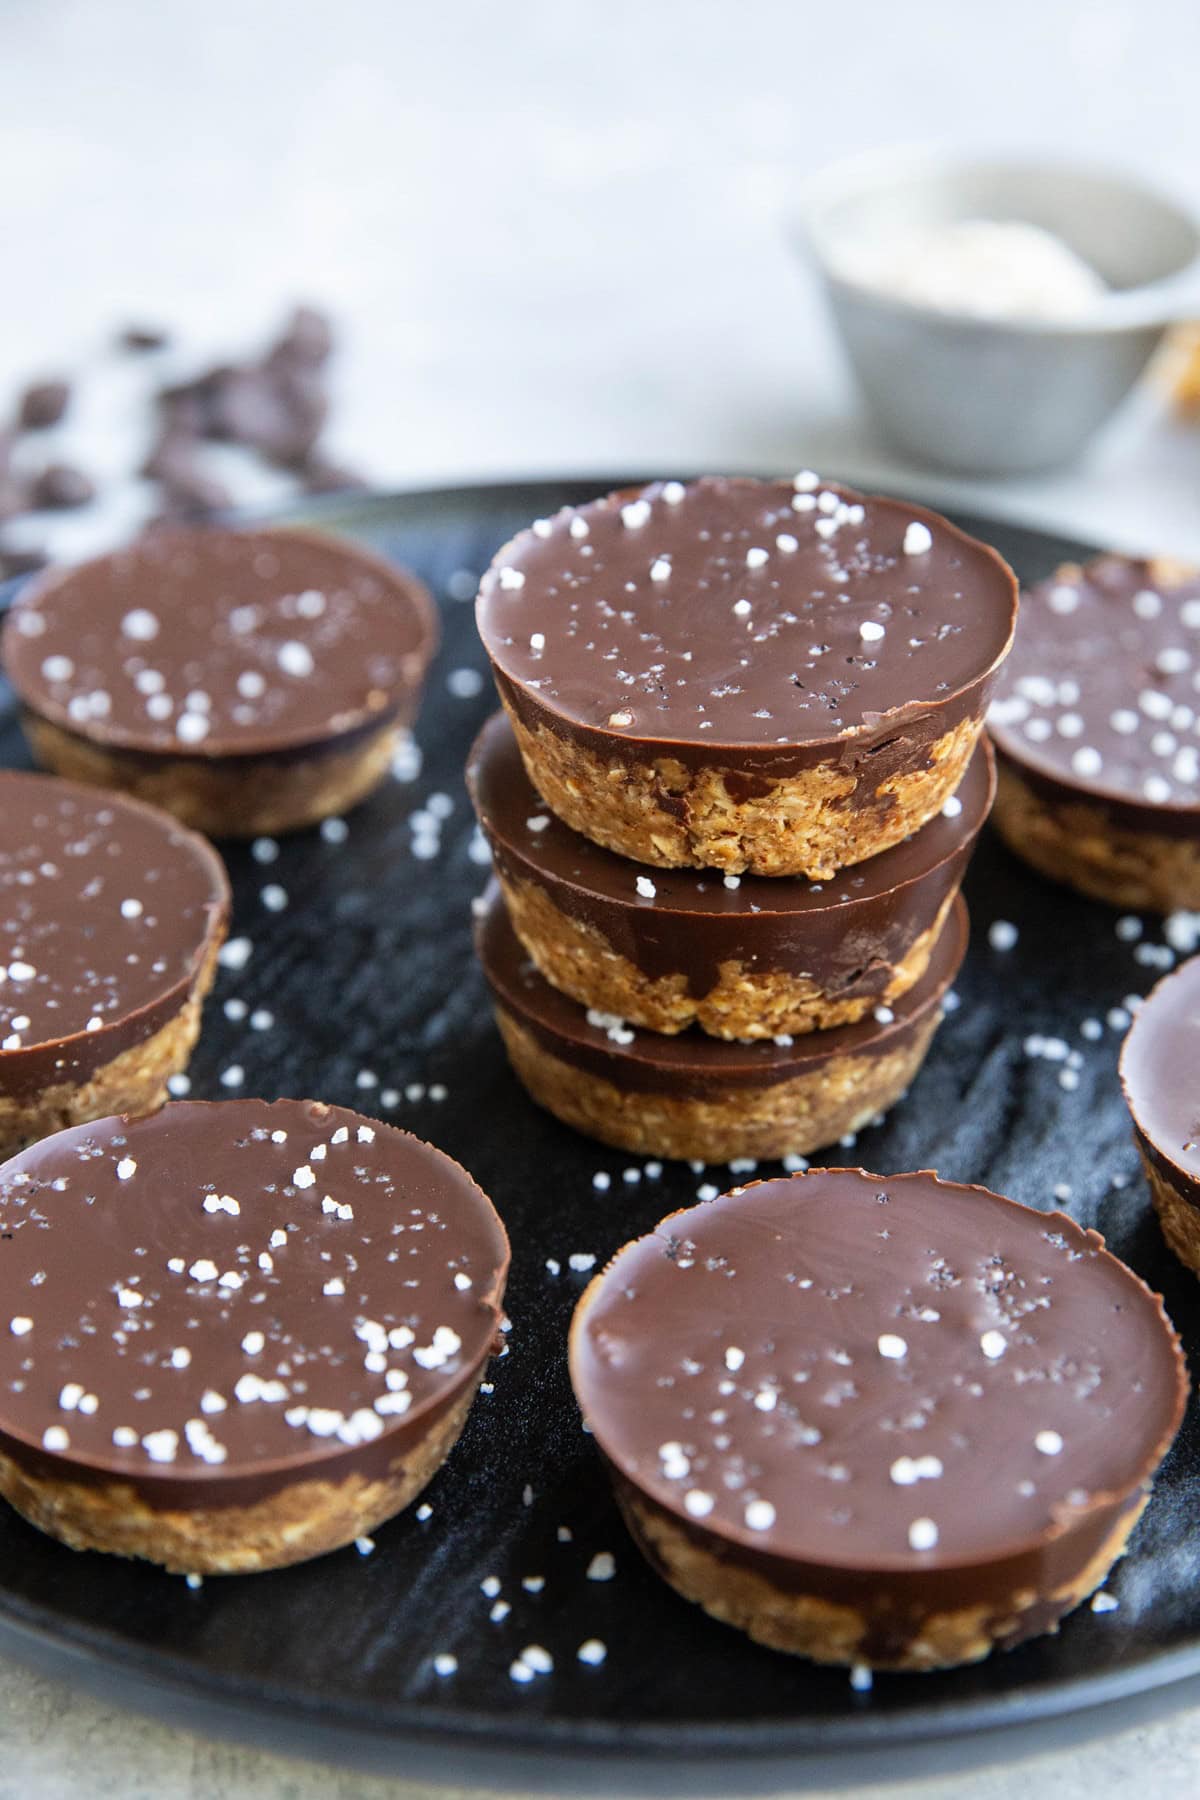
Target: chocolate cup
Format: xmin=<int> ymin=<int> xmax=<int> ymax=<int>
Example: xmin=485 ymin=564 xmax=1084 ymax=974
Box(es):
xmin=3 ymin=525 xmax=439 ymax=760
xmin=476 ymin=886 xmax=967 ymax=1160
xmin=0 ymin=771 xmax=229 ymax=1105
xmin=993 ymin=558 xmax=1200 ymax=867
xmin=468 ymin=710 xmax=992 ymax=1036
xmin=475 ymin=478 xmax=1016 ymax=877
xmin=1120 ymin=956 xmax=1200 ymax=1272
xmin=569 ymin=1170 xmax=1188 ymax=1670
xmin=0 ymin=1101 xmax=509 ymax=1570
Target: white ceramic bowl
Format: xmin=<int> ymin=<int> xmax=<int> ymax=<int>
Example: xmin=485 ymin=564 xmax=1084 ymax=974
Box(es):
xmin=795 ymin=152 xmax=1200 ymax=475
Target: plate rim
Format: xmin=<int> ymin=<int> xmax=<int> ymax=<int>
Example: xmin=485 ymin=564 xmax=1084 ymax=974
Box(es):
xmin=0 ymin=475 xmax=1184 ymax=1768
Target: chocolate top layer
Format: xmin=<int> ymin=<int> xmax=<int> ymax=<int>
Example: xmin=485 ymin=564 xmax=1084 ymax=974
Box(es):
xmin=476 ymin=477 xmax=1016 ymax=758
xmin=989 ymin=555 xmax=1200 ymax=818
xmin=1121 ymin=957 xmax=1200 ymax=1201
xmin=2 ymin=526 xmax=438 ymax=759
xmin=469 ymin=710 xmax=991 ymax=995
xmin=477 ymin=885 xmax=966 ymax=1095
xmin=0 ymin=772 xmax=229 ymax=1100
xmin=571 ymin=1171 xmax=1186 ymax=1574
xmin=0 ymin=1101 xmax=509 ymax=1506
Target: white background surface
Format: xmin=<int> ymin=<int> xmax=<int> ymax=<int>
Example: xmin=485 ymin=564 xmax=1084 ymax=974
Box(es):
xmin=2 ymin=1 xmax=1200 ymax=1794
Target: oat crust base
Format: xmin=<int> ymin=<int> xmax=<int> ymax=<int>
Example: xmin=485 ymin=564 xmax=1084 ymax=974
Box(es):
xmin=992 ymin=762 xmax=1200 ymax=914
xmin=618 ymin=1485 xmax=1145 ymax=1672
xmin=1140 ymin=1153 xmax=1200 ymax=1277
xmin=499 ymin=869 xmax=954 ymax=1040
xmin=503 ymin=703 xmax=983 ymax=880
xmin=0 ymin=1378 xmax=481 ymax=1575
xmin=0 ymin=931 xmax=224 ymax=1160
xmin=493 ymin=1005 xmax=941 ymax=1161
xmin=22 ymin=712 xmax=404 ymax=839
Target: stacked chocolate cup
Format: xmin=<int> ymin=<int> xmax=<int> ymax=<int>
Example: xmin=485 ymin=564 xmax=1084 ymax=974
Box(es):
xmin=472 ymin=476 xmax=1017 ymax=1162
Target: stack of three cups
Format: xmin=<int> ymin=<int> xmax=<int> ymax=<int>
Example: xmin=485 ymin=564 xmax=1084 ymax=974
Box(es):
xmin=470 ymin=477 xmax=1017 ymax=1163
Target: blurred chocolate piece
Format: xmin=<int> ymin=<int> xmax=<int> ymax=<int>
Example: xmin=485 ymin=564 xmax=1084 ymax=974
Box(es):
xmin=142 ymin=429 xmax=232 ymax=518
xmin=30 ymin=464 xmax=95 ymax=511
xmin=267 ymin=305 xmax=335 ymax=368
xmin=17 ymin=380 xmax=70 ymax=431
xmin=301 ymin=455 xmax=369 ymax=496
xmin=0 ymin=547 xmax=46 ymax=581
xmin=119 ymin=325 xmax=169 ymax=353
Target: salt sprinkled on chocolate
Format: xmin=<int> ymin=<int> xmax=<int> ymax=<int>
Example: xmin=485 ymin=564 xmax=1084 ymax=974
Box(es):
xmin=990 ymin=555 xmax=1200 ymax=810
xmin=4 ymin=528 xmax=434 ymax=762
xmin=571 ymin=1170 xmax=1185 ymax=1580
xmin=478 ymin=477 xmax=1013 ymax=753
xmin=0 ymin=1100 xmax=508 ymax=1499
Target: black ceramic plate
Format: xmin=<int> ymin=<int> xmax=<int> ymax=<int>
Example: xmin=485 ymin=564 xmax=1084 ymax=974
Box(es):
xmin=1 ymin=479 xmax=1198 ymax=1768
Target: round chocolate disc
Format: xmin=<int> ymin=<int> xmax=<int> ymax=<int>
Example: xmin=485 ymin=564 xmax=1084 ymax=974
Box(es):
xmin=1121 ymin=956 xmax=1200 ymax=1204
xmin=476 ymin=476 xmax=1016 ymax=768
xmin=989 ymin=554 xmax=1200 ymax=826
xmin=477 ymin=885 xmax=967 ymax=1096
xmin=0 ymin=772 xmax=229 ymax=1100
xmin=469 ymin=709 xmax=992 ymax=1006
xmin=2 ymin=526 xmax=438 ymax=759
xmin=571 ymin=1169 xmax=1186 ymax=1585
xmin=0 ymin=1100 xmax=509 ymax=1506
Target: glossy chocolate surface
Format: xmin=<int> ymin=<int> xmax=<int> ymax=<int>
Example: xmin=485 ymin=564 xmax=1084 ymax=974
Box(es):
xmin=989 ymin=555 xmax=1200 ymax=833
xmin=476 ymin=477 xmax=1016 ymax=771
xmin=1121 ymin=957 xmax=1200 ymax=1205
xmin=0 ymin=772 xmax=229 ymax=1100
xmin=469 ymin=711 xmax=991 ymax=999
xmin=477 ymin=886 xmax=967 ymax=1096
xmin=2 ymin=526 xmax=437 ymax=759
xmin=0 ymin=1100 xmax=509 ymax=1507
xmin=572 ymin=1171 xmax=1186 ymax=1616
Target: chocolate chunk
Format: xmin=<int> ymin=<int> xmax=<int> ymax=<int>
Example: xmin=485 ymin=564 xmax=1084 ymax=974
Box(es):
xmin=119 ymin=325 xmax=169 ymax=352
xmin=0 ymin=545 xmax=47 ymax=580
xmin=17 ymin=380 xmax=70 ymax=431
xmin=30 ymin=464 xmax=95 ymax=511
xmin=141 ymin=429 xmax=232 ymax=517
xmin=300 ymin=456 xmax=369 ymax=496
xmin=266 ymin=304 xmax=335 ymax=369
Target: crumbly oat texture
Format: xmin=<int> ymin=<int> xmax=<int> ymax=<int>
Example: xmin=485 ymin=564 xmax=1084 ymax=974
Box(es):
xmin=22 ymin=712 xmax=402 ymax=839
xmin=493 ymin=1005 xmax=941 ymax=1161
xmin=992 ymin=762 xmax=1200 ymax=912
xmin=619 ymin=1484 xmax=1146 ymax=1672
xmin=498 ymin=867 xmax=955 ymax=1040
xmin=1141 ymin=1155 xmax=1200 ymax=1277
xmin=0 ymin=932 xmax=222 ymax=1160
xmin=0 ymin=1380 xmax=478 ymax=1575
xmin=502 ymin=702 xmax=983 ymax=880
